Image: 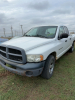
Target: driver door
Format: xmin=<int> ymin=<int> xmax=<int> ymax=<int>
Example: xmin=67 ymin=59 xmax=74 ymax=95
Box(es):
xmin=57 ymin=26 xmax=68 ymax=57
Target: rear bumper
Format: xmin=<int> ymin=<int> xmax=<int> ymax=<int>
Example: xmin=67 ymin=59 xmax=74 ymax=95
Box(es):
xmin=0 ymin=57 xmax=45 ymax=77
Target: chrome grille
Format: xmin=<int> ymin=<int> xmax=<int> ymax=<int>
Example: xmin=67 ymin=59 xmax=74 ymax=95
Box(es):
xmin=0 ymin=46 xmax=6 ymax=58
xmin=8 ymin=48 xmax=21 ymax=55
xmin=0 ymin=45 xmax=26 ymax=64
xmin=9 ymin=55 xmax=22 ymax=62
xmin=0 ymin=51 xmax=6 ymax=57
xmin=0 ymin=46 xmax=6 ymax=52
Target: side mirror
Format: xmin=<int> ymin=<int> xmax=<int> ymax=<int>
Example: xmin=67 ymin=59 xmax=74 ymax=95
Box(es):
xmin=59 ymin=33 xmax=68 ymax=40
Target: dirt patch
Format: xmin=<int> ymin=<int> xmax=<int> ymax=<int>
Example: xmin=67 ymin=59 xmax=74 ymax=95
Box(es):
xmin=0 ymin=70 xmax=13 ymax=77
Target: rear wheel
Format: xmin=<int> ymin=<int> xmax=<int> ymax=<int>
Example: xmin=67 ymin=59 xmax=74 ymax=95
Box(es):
xmin=69 ymin=42 xmax=74 ymax=53
xmin=41 ymin=55 xmax=55 ymax=79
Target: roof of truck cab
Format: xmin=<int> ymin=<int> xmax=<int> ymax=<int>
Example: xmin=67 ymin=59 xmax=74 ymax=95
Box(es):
xmin=32 ymin=25 xmax=65 ymax=28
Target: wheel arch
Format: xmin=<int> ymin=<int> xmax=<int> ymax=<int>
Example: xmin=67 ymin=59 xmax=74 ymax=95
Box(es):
xmin=46 ymin=52 xmax=57 ymax=61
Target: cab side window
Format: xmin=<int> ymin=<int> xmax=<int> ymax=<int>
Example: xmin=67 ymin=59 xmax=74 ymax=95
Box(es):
xmin=58 ymin=26 xmax=64 ymax=38
xmin=64 ymin=26 xmax=69 ymax=35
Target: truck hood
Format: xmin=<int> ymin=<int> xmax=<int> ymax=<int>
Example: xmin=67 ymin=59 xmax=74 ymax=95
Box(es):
xmin=2 ymin=37 xmax=54 ymax=51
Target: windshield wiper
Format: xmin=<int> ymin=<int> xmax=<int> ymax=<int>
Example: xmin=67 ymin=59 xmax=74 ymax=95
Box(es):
xmin=24 ymin=35 xmax=32 ymax=37
xmin=33 ymin=34 xmax=48 ymax=38
xmin=24 ymin=34 xmax=48 ymax=38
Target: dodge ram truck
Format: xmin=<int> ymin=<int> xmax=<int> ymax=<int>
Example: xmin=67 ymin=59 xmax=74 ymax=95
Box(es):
xmin=0 ymin=25 xmax=75 ymax=79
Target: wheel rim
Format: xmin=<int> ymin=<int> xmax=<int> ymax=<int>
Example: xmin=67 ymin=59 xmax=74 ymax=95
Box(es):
xmin=49 ymin=60 xmax=54 ymax=74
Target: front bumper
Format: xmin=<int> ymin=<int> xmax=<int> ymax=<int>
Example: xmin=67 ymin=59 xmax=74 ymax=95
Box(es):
xmin=0 ymin=56 xmax=45 ymax=77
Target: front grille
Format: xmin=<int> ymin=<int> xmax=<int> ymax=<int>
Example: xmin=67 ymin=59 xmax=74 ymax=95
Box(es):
xmin=0 ymin=45 xmax=26 ymax=63
xmin=0 ymin=46 xmax=6 ymax=52
xmin=9 ymin=48 xmax=21 ymax=55
xmin=0 ymin=52 xmax=6 ymax=57
xmin=9 ymin=55 xmax=22 ymax=62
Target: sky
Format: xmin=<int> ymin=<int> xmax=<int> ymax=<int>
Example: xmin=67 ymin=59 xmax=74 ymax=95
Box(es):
xmin=0 ymin=0 xmax=75 ymax=37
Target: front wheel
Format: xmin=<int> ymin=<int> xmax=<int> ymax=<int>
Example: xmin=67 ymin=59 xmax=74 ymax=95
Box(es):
xmin=41 ymin=55 xmax=55 ymax=79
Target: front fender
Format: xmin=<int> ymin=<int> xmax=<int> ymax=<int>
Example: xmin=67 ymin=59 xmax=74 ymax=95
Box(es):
xmin=26 ymin=42 xmax=57 ymax=60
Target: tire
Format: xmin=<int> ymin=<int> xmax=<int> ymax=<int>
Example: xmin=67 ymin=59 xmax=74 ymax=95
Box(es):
xmin=41 ymin=55 xmax=55 ymax=79
xmin=69 ymin=42 xmax=74 ymax=53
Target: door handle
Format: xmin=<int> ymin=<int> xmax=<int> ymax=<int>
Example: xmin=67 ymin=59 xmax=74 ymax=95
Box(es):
xmin=65 ymin=40 xmax=67 ymax=42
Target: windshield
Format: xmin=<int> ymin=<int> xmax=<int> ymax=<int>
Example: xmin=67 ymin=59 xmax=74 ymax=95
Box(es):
xmin=24 ymin=26 xmax=57 ymax=38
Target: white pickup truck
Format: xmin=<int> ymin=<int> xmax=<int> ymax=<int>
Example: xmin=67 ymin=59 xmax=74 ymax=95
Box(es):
xmin=0 ymin=25 xmax=75 ymax=79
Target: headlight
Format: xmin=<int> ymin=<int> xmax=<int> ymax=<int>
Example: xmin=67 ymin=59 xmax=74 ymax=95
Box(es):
xmin=27 ymin=55 xmax=43 ymax=62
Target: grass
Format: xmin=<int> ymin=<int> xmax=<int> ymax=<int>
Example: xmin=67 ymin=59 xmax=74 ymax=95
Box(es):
xmin=0 ymin=46 xmax=75 ymax=100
